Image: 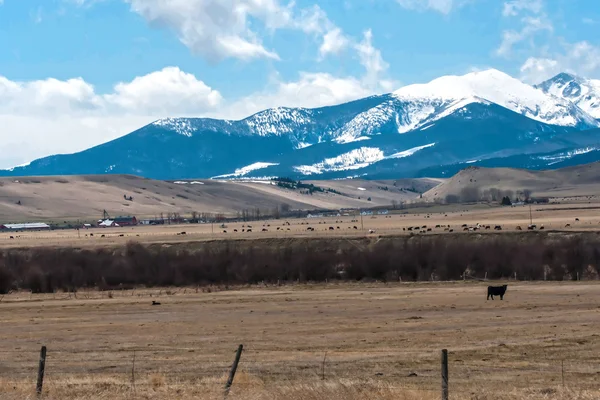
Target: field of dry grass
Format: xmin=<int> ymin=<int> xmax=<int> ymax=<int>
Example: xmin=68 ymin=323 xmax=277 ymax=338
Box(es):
xmin=3 ymin=201 xmax=600 ymax=249
xmin=0 ymin=175 xmax=430 ymax=222
xmin=1 ymin=282 xmax=599 ymax=399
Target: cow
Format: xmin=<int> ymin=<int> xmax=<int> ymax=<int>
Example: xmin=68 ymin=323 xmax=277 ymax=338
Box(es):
xmin=487 ymin=285 xmax=508 ymax=300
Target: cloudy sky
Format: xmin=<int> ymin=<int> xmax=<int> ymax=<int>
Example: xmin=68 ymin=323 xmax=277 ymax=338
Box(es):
xmin=0 ymin=0 xmax=598 ymax=168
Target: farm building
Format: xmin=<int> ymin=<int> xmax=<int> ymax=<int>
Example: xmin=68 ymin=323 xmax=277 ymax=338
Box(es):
xmin=98 ymin=220 xmax=117 ymax=227
xmin=0 ymin=222 xmax=51 ymax=231
xmin=114 ymin=216 xmax=138 ymax=226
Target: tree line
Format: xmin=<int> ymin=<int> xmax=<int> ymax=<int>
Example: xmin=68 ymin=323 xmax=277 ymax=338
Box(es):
xmin=1 ymin=233 xmax=598 ymax=294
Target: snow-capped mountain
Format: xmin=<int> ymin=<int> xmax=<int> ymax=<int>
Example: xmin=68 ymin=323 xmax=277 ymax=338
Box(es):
xmin=3 ymin=69 xmax=600 ymax=180
xmin=394 ymin=69 xmax=599 ymax=129
xmin=536 ymin=72 xmax=600 ymax=120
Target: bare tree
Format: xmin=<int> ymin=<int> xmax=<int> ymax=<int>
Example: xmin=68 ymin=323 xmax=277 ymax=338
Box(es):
xmin=445 ymin=194 xmax=460 ymax=204
xmin=460 ymin=187 xmax=480 ymax=203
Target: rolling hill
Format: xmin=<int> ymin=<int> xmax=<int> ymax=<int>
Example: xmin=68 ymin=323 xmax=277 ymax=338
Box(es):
xmin=0 ymin=175 xmax=438 ymax=222
xmin=423 ymin=162 xmax=600 ymax=202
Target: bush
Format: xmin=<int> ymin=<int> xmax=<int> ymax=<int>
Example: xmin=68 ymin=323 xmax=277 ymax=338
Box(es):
xmin=2 ymin=233 xmax=600 ymax=292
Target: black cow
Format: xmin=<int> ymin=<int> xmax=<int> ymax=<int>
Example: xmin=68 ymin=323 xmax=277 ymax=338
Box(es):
xmin=487 ymin=285 xmax=508 ymax=300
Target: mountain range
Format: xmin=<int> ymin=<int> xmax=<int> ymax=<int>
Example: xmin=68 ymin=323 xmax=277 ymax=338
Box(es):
xmin=3 ymin=69 xmax=600 ymax=180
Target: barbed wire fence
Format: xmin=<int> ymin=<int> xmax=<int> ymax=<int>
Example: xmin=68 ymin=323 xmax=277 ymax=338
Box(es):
xmin=2 ymin=344 xmax=598 ymax=399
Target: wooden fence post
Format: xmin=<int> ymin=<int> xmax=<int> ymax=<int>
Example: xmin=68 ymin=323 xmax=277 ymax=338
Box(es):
xmin=224 ymin=344 xmax=244 ymax=397
xmin=441 ymin=349 xmax=448 ymax=400
xmin=36 ymin=346 xmax=47 ymax=396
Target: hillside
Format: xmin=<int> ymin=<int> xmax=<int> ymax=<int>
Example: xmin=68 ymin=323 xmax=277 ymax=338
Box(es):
xmin=0 ymin=175 xmax=438 ymax=222
xmin=423 ymin=162 xmax=600 ymax=202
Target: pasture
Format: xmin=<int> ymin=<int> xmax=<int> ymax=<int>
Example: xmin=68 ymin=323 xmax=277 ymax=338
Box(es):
xmin=0 ymin=282 xmax=599 ymax=399
xmin=3 ymin=202 xmax=600 ymax=248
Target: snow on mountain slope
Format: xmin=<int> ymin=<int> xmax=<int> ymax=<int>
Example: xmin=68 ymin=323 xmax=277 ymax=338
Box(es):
xmin=394 ymin=69 xmax=599 ymax=128
xmin=293 ymin=143 xmax=437 ymax=176
xmin=244 ymin=107 xmax=315 ymax=136
xmin=153 ymin=118 xmax=196 ymax=137
xmin=213 ymin=162 xmax=279 ymax=178
xmin=388 ymin=143 xmax=436 ymax=159
xmin=294 ymin=147 xmax=385 ymax=175
xmin=332 ymin=99 xmax=396 ymax=143
xmin=537 ymin=73 xmax=600 ymax=120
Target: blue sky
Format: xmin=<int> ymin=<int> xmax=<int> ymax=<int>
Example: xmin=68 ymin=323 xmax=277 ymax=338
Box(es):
xmin=0 ymin=0 xmax=599 ymax=168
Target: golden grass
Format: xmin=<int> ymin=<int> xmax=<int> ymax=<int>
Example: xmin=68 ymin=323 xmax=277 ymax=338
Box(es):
xmin=3 ymin=201 xmax=600 ymax=249
xmin=2 ymin=282 xmax=600 ymax=399
xmin=1 ymin=375 xmax=598 ymax=400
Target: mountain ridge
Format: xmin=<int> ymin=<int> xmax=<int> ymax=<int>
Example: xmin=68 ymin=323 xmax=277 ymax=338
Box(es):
xmin=3 ymin=69 xmax=600 ymax=180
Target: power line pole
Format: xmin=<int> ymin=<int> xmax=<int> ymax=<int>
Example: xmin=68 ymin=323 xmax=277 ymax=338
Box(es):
xmin=360 ymin=211 xmax=364 ymax=230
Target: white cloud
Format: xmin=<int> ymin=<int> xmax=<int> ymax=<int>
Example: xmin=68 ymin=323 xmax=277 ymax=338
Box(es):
xmin=124 ymin=0 xmax=348 ymax=63
xmin=319 ymin=28 xmax=350 ymax=58
xmin=520 ymin=41 xmax=600 ymax=82
xmin=104 ymin=67 xmax=223 ymax=114
xmin=124 ymin=0 xmax=288 ymax=62
xmin=496 ymin=16 xmax=552 ymax=57
xmin=355 ymin=29 xmax=393 ymax=89
xmin=519 ymin=57 xmax=559 ymax=82
xmin=0 ymin=67 xmax=222 ymax=168
xmin=224 ymin=30 xmax=396 ymax=118
xmin=395 ymin=0 xmax=470 ymax=14
xmin=502 ymin=0 xmax=542 ymax=17
xmin=224 ymin=72 xmax=377 ymax=119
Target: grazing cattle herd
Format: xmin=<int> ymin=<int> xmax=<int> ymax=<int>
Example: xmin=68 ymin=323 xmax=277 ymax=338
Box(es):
xmin=1 ymin=210 xmax=592 ymax=248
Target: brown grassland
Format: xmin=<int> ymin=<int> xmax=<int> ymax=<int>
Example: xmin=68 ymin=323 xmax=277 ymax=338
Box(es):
xmin=3 ymin=192 xmax=600 ymax=399
xmin=3 ymin=201 xmax=600 ymax=249
xmin=1 ymin=282 xmax=600 ymax=399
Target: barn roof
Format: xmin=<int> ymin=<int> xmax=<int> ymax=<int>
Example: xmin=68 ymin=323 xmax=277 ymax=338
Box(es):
xmin=2 ymin=222 xmax=50 ymax=229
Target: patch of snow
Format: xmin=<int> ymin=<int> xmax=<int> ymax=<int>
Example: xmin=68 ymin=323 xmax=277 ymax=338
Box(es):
xmin=245 ymin=107 xmax=314 ymax=136
xmin=153 ymin=118 xmax=195 ymax=137
xmin=357 ymin=187 xmax=367 ymax=191
xmin=173 ymin=180 xmax=205 ymax=185
xmin=213 ymin=162 xmax=279 ymax=178
xmin=335 ymin=136 xmax=372 ymax=144
xmin=387 ymin=143 xmax=436 ymax=159
xmin=333 ymin=101 xmax=396 ymax=143
xmin=465 ymin=160 xmax=480 ymax=164
xmin=3 ymin=161 xmax=32 ymax=172
xmin=294 ymin=147 xmax=385 ymax=175
xmin=537 ymin=147 xmax=597 ymax=164
xmin=296 ymin=142 xmax=313 ymax=149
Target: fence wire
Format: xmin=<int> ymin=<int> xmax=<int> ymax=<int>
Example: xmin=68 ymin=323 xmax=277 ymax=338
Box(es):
xmin=1 ymin=345 xmax=598 ymax=399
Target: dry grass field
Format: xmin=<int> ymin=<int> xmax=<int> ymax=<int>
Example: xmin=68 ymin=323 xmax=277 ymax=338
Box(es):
xmin=3 ymin=201 xmax=600 ymax=249
xmin=0 ymin=175 xmax=433 ymax=222
xmin=1 ymin=282 xmax=599 ymax=399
